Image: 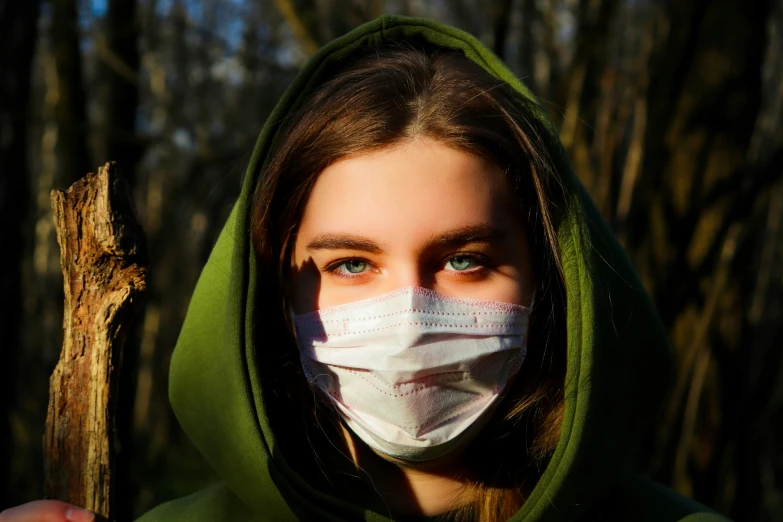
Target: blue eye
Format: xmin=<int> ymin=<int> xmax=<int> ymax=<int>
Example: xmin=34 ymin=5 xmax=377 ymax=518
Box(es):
xmin=446 ymin=255 xmax=476 ymax=271
xmin=340 ymin=259 xmax=367 ymax=274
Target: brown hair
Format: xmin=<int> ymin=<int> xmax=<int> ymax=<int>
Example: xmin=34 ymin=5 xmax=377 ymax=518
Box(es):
xmin=251 ymin=39 xmax=567 ymax=521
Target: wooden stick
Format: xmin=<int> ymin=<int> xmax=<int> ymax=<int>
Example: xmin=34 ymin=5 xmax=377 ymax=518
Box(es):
xmin=44 ymin=162 xmax=148 ymax=520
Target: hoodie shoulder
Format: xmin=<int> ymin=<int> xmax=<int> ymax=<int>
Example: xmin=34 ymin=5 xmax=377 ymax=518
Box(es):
xmin=586 ymin=473 xmax=731 ymax=522
xmin=134 ymin=482 xmax=286 ymax=522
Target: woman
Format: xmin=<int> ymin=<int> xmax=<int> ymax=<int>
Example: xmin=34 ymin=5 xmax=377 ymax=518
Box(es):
xmin=1 ymin=16 xmax=728 ymax=522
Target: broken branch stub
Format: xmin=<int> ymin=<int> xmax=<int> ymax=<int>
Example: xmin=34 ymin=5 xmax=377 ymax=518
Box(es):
xmin=44 ymin=162 xmax=148 ymax=519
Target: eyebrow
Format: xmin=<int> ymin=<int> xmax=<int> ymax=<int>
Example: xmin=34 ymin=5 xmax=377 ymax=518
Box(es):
xmin=306 ymin=234 xmax=384 ymax=253
xmin=305 ymin=225 xmax=505 ymax=253
xmin=432 ymin=224 xmax=507 ymax=246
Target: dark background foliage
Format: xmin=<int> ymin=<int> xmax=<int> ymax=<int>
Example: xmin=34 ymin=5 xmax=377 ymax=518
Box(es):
xmin=1 ymin=0 xmax=782 ymax=520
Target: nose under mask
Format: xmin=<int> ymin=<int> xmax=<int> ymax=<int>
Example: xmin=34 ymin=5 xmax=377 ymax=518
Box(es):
xmin=293 ymin=286 xmax=531 ymax=462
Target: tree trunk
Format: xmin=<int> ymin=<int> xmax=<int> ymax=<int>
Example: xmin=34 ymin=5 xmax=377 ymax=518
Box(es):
xmin=491 ymin=0 xmax=515 ymax=60
xmin=44 ymin=163 xmax=148 ymax=520
xmin=634 ymin=0 xmax=774 ymax=512
xmin=97 ymin=0 xmax=141 ymax=187
xmin=517 ymin=0 xmax=536 ymax=85
xmin=0 ymin=0 xmax=41 ymax=508
xmin=637 ymin=0 xmax=770 ymax=321
xmin=51 ymin=0 xmax=91 ymax=185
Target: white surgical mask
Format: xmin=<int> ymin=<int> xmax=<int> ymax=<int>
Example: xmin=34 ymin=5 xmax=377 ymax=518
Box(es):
xmin=293 ymin=286 xmax=531 ymax=462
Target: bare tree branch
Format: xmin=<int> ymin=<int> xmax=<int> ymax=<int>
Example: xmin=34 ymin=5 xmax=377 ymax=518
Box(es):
xmin=44 ymin=163 xmax=148 ymax=519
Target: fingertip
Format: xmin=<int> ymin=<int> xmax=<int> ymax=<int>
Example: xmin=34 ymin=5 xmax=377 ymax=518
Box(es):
xmin=0 ymin=500 xmax=90 ymax=522
xmin=65 ymin=507 xmax=95 ymax=522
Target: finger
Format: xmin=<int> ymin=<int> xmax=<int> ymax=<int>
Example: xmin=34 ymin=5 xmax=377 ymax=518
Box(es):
xmin=0 ymin=500 xmax=95 ymax=522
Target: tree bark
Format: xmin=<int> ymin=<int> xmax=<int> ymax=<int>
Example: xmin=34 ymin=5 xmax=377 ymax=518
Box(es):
xmin=44 ymin=163 xmax=148 ymax=520
xmin=0 ymin=0 xmax=41 ymax=507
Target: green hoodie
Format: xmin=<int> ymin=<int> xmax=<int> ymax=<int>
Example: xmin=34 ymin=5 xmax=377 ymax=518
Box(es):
xmin=136 ymin=16 xmax=729 ymax=522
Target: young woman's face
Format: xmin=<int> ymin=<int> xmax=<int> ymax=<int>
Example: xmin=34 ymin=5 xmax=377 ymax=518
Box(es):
xmin=290 ymin=138 xmax=534 ymax=312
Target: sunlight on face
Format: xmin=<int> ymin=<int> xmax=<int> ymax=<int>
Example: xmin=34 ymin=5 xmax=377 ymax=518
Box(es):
xmin=290 ymin=138 xmax=534 ymax=312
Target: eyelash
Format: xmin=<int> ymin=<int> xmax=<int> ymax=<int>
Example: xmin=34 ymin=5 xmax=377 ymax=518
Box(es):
xmin=445 ymin=252 xmax=490 ymax=270
xmin=323 ymin=253 xmax=491 ymax=279
xmin=322 ymin=258 xmax=372 ymax=280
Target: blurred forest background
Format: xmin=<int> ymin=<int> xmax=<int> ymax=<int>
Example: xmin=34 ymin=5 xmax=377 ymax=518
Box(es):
xmin=1 ymin=0 xmax=782 ymax=520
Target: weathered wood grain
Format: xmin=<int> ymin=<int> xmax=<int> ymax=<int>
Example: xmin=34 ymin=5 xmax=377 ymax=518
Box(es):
xmin=44 ymin=162 xmax=148 ymax=520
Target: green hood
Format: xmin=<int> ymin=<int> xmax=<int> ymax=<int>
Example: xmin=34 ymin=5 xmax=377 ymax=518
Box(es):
xmin=137 ymin=16 xmax=726 ymax=522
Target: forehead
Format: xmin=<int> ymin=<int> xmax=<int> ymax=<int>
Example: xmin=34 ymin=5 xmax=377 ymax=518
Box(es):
xmin=297 ymin=139 xmax=520 ymax=242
